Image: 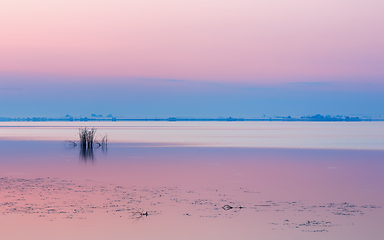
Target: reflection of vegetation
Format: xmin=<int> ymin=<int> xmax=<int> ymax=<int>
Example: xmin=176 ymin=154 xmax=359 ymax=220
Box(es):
xmin=80 ymin=145 xmax=94 ymax=161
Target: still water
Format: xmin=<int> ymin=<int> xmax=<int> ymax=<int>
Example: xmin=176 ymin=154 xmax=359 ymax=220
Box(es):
xmin=0 ymin=122 xmax=383 ymax=240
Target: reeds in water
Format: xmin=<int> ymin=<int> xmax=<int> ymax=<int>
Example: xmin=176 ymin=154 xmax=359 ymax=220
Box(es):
xmin=78 ymin=127 xmax=108 ymax=148
xmin=79 ymin=127 xmax=97 ymax=149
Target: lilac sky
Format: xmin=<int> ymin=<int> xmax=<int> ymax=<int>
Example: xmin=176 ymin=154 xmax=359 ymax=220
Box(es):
xmin=1 ymin=0 xmax=383 ymax=118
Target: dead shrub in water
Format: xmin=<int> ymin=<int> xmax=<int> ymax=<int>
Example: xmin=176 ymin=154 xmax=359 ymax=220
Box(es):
xmin=79 ymin=127 xmax=97 ymax=149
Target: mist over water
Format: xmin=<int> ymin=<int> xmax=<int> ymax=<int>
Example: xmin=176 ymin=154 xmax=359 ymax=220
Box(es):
xmin=1 ymin=121 xmax=384 ymax=150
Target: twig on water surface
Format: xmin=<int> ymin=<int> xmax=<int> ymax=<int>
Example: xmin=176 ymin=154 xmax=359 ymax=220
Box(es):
xmin=222 ymin=204 xmax=245 ymax=211
xmin=65 ymin=141 xmax=78 ymax=147
xmin=132 ymin=208 xmax=149 ymax=218
xmin=130 ymin=208 xmax=149 ymax=223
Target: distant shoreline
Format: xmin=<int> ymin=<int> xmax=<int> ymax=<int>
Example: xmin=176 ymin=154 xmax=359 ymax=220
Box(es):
xmin=1 ymin=116 xmax=383 ymax=122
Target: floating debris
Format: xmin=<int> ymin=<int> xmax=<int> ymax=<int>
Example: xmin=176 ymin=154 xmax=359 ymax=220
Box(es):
xmin=222 ymin=205 xmax=233 ymax=211
xmin=0 ymin=177 xmax=381 ymax=233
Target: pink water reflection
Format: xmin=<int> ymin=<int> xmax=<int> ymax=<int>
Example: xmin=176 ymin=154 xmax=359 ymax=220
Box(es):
xmin=0 ymin=141 xmax=383 ymax=239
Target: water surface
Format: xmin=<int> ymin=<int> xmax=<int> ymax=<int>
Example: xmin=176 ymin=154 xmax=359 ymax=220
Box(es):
xmin=0 ymin=122 xmax=383 ymax=239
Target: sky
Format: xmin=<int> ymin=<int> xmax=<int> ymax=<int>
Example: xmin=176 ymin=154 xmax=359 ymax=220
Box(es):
xmin=1 ymin=0 xmax=383 ymax=118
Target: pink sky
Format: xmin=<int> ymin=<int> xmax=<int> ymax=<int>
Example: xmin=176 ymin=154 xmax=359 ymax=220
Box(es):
xmin=1 ymin=0 xmax=383 ymax=84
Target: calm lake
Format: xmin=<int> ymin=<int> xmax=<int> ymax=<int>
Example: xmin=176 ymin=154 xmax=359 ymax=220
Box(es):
xmin=0 ymin=122 xmax=383 ymax=240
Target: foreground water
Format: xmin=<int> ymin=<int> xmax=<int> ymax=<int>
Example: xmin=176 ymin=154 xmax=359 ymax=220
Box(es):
xmin=0 ymin=122 xmax=383 ymax=239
